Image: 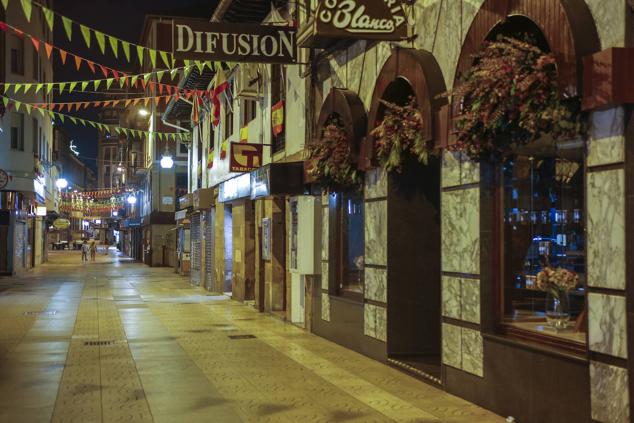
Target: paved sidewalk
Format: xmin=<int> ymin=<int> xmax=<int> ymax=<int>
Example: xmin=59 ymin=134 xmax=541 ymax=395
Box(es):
xmin=0 ymin=251 xmax=503 ymax=422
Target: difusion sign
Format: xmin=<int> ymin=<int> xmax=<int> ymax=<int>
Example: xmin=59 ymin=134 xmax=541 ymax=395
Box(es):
xmin=300 ymin=0 xmax=409 ymax=47
xmin=172 ymin=20 xmax=298 ymax=64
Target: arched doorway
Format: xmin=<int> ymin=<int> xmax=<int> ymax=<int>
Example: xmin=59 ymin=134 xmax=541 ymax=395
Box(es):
xmin=367 ymin=48 xmax=447 ymax=382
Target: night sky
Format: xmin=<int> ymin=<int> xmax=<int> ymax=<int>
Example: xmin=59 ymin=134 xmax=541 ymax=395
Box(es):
xmin=52 ymin=0 xmax=217 ymax=172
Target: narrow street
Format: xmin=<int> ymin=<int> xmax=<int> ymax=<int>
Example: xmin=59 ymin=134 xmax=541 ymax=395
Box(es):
xmin=0 ymin=251 xmax=502 ymax=423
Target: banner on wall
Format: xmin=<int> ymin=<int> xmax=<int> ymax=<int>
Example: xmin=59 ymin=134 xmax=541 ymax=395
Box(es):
xmin=229 ymin=142 xmax=263 ymax=173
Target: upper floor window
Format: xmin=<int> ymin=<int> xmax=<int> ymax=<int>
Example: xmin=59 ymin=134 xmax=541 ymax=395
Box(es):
xmin=271 ymin=65 xmax=286 ymax=153
xmin=501 ymin=140 xmax=586 ymax=347
xmin=11 ymin=112 xmax=24 ymax=151
xmin=224 ymin=86 xmax=235 ymax=140
xmin=242 ymin=99 xmax=257 ymax=125
xmin=10 ymin=34 xmax=24 ymax=75
xmin=334 ymin=191 xmax=364 ymax=299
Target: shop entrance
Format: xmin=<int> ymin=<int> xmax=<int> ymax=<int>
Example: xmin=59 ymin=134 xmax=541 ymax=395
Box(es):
xmin=223 ymin=205 xmax=233 ymax=295
xmin=380 ymin=77 xmax=442 ymax=383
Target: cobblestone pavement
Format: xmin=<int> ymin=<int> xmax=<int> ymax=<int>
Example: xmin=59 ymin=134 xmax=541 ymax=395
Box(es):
xmin=0 ymin=250 xmax=503 ymax=423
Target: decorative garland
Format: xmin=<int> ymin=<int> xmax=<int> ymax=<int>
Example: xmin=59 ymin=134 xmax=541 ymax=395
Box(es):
xmin=370 ymin=98 xmax=431 ymax=173
xmin=306 ymin=117 xmax=362 ymax=192
xmin=446 ymin=36 xmax=584 ymax=161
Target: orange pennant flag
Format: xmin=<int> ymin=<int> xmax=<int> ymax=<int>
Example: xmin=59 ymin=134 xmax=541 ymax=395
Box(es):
xmin=93 ymin=101 xmax=101 ymax=107
xmin=74 ymin=56 xmax=82 ymax=71
xmin=158 ymin=84 xmax=164 ymax=95
xmin=87 ymin=61 xmax=96 ymax=74
xmin=82 ymin=102 xmax=90 ymax=109
xmin=148 ymin=82 xmax=155 ymax=93
xmin=132 ymin=98 xmax=141 ymax=106
xmin=155 ymin=96 xmax=161 ymax=106
xmin=99 ymin=65 xmax=109 ymax=78
xmin=44 ymin=43 xmax=53 ymax=59
xmin=59 ymin=50 xmax=68 ymax=64
xmin=30 ymin=37 xmax=40 ymax=52
xmin=112 ymin=100 xmax=120 ymax=108
xmin=125 ymin=99 xmax=132 ymax=108
xmin=143 ymin=97 xmax=150 ymax=107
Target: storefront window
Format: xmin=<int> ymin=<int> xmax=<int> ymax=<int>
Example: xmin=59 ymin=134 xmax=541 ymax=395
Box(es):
xmin=501 ymin=141 xmax=586 ymax=345
xmin=336 ymin=191 xmax=364 ymax=298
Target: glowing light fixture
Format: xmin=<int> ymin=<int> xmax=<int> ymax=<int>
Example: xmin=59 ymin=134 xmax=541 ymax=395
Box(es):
xmin=55 ymin=178 xmax=68 ymax=189
xmin=127 ymin=195 xmax=137 ymax=205
xmin=138 ymin=108 xmax=149 ymax=117
xmin=160 ymin=145 xmax=174 ymax=169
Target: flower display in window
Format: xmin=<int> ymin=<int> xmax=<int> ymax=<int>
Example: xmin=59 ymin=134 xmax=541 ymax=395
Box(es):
xmin=370 ymin=98 xmax=431 ymax=173
xmin=536 ymin=266 xmax=579 ymax=294
xmin=446 ymin=36 xmax=585 ymax=161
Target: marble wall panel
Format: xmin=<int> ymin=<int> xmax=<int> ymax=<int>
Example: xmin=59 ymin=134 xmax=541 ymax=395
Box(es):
xmin=321 ymin=262 xmax=329 ymax=291
xmin=588 ymin=293 xmax=628 ymax=359
xmin=590 ymin=361 xmax=630 ymax=423
xmin=442 ymin=323 xmax=462 ymax=369
xmin=587 ymin=169 xmax=625 ymax=289
xmin=441 ymin=188 xmax=480 ymax=275
xmin=365 ymin=168 xmax=388 ymax=200
xmin=365 ymin=267 xmax=387 ymax=303
xmin=588 ymin=108 xmax=625 ymax=167
xmin=321 ymin=293 xmax=331 ymax=322
xmin=441 ymin=276 xmax=461 ymax=319
xmin=461 ymin=328 xmax=484 ymax=377
xmin=364 ymin=303 xmax=387 ymax=342
xmin=365 ymin=200 xmax=388 ymax=266
xmin=442 ymin=151 xmax=480 ymax=188
xmin=461 ymin=278 xmax=481 ymax=324
xmin=321 ymin=206 xmax=329 ymax=262
xmin=585 ymin=0 xmax=627 ymax=49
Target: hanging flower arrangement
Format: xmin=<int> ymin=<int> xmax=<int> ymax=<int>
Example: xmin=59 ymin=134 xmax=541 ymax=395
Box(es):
xmin=370 ymin=97 xmax=431 ymax=173
xmin=306 ymin=117 xmax=361 ymax=192
xmin=447 ymin=36 xmax=585 ymax=161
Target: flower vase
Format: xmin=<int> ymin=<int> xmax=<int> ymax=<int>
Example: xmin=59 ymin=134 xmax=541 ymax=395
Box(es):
xmin=545 ymin=288 xmax=570 ymax=330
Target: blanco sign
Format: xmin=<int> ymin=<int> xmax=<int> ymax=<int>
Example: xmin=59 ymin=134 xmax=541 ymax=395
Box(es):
xmin=316 ymin=0 xmax=408 ymax=39
xmin=171 ymin=20 xmax=298 ymax=64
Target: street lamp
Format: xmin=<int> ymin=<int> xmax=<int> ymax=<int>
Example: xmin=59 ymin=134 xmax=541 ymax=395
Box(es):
xmin=138 ymin=108 xmax=149 ymax=117
xmin=55 ymin=178 xmax=68 ymax=190
xmin=127 ymin=195 xmax=137 ymax=205
xmin=160 ymin=153 xmax=174 ymax=169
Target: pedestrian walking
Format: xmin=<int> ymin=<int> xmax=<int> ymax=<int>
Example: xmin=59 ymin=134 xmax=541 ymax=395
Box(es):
xmin=81 ymin=240 xmax=89 ymax=262
xmin=89 ymin=240 xmax=97 ymax=262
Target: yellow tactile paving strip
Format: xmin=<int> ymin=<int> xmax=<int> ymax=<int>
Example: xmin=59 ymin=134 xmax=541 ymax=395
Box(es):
xmin=0 ymin=251 xmax=503 ymax=422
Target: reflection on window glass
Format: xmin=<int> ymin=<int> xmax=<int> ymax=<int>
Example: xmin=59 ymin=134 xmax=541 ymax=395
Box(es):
xmin=339 ymin=192 xmax=364 ymax=296
xmin=503 ymin=144 xmax=586 ymax=344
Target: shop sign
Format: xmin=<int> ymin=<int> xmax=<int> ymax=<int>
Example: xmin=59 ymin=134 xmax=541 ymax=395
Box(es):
xmin=301 ymin=0 xmax=409 ymax=47
xmin=175 ymin=209 xmax=188 ymax=221
xmin=0 ymin=169 xmax=9 ymax=190
xmin=193 ymin=188 xmax=214 ymax=210
xmin=171 ymin=19 xmax=298 ymax=64
xmin=36 ymin=206 xmax=47 ymax=217
xmin=179 ymin=194 xmax=193 ymax=209
xmin=219 ymin=173 xmax=251 ymax=203
xmin=53 ymin=218 xmax=70 ymax=230
xmin=262 ymin=218 xmax=272 ymax=261
xmin=229 ymin=143 xmax=263 ymax=173
xmin=251 ymin=166 xmax=271 ymax=199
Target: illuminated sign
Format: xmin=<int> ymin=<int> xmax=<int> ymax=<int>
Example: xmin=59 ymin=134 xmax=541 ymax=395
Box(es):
xmin=36 ymin=206 xmax=47 ymax=216
xmin=171 ymin=20 xmax=298 ymax=64
xmin=229 ymin=143 xmax=263 ymax=173
xmin=53 ymin=218 xmax=70 ymax=229
xmin=219 ymin=173 xmax=251 ymax=203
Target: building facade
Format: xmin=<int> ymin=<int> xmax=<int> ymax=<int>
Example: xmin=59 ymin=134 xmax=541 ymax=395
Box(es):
xmin=0 ymin=1 xmax=58 ymax=274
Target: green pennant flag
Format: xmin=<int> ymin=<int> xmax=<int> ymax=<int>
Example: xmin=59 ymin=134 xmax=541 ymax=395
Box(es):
xmin=131 ymin=75 xmax=139 ymax=87
xmin=80 ymin=24 xmax=91 ymax=48
xmin=184 ymin=60 xmax=191 ymax=68
xmin=160 ymin=51 xmax=170 ymax=68
xmin=42 ymin=7 xmax=54 ymax=31
xmin=143 ymin=73 xmax=151 ymax=84
xmin=195 ymin=61 xmax=204 ymax=74
xmin=1 ymin=0 xmax=8 ymax=11
xmin=69 ymin=116 xmax=77 ymax=124
xmin=81 ymin=81 xmax=89 ymax=91
xmin=37 ymin=107 xmax=46 ymax=117
xmin=149 ymin=49 xmax=157 ymax=69
xmin=136 ymin=45 xmax=144 ymax=67
xmin=25 ymin=104 xmax=32 ymax=115
xmin=35 ymin=83 xmax=43 ymax=94
xmin=89 ymin=121 xmax=96 ymax=128
xmin=23 ymin=83 xmax=32 ymax=94
xmin=14 ymin=101 xmax=22 ymax=112
xmin=3 ymin=83 xmax=9 ymax=92
xmin=46 ymin=83 xmax=54 ymax=95
xmin=14 ymin=84 xmax=22 ymax=94
xmin=121 ymin=41 xmax=131 ymax=62
xmin=108 ymin=36 xmax=119 ymax=58
xmin=94 ymin=31 xmax=106 ymax=54
xmin=58 ymin=82 xmax=66 ymax=94
xmin=106 ymin=78 xmax=114 ymax=89
xmin=57 ymin=113 xmax=65 ymax=123
xmin=2 ymin=97 xmax=9 ymax=107
xmin=48 ymin=110 xmax=55 ymax=119
xmin=119 ymin=77 xmax=126 ymax=88
xmin=93 ymin=80 xmax=102 ymax=91
xmin=62 ymin=17 xmax=73 ymax=41
xmin=156 ymin=71 xmax=166 ymax=82
xmin=205 ymin=61 xmax=213 ymax=71
xmin=170 ymin=68 xmax=179 ymax=81
xmin=69 ymin=82 xmax=78 ymax=93
xmin=20 ymin=0 xmax=32 ymax=22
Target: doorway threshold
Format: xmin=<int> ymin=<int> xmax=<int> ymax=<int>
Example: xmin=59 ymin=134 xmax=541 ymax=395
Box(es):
xmin=387 ymin=356 xmax=442 ymax=386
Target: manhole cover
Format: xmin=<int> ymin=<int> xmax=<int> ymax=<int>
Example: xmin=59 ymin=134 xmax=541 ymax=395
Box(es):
xmin=23 ymin=310 xmax=57 ymax=316
xmin=228 ymin=335 xmax=256 ymax=340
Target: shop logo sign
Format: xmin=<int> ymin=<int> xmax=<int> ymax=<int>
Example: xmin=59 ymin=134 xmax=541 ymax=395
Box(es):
xmin=229 ymin=143 xmax=263 ymax=173
xmin=316 ymin=0 xmax=408 ymax=38
xmin=171 ymin=20 xmax=297 ymax=64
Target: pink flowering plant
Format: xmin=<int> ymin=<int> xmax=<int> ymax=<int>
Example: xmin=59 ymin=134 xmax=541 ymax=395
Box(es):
xmin=536 ymin=266 xmax=579 ymax=299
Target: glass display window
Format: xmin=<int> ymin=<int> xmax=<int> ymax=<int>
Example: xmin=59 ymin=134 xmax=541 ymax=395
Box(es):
xmin=335 ymin=191 xmax=364 ymax=299
xmin=501 ymin=139 xmax=586 ymax=346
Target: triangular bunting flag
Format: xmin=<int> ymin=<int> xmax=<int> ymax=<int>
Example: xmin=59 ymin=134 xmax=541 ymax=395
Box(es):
xmin=14 ymin=84 xmax=22 ymax=94
xmin=46 ymin=83 xmax=53 ymax=95
xmin=86 ymin=61 xmax=96 ymax=74
xmin=125 ymin=99 xmax=132 ymax=108
xmin=108 ymin=36 xmax=118 ymax=58
xmin=156 ymin=71 xmax=165 ymax=82
xmin=59 ymin=50 xmax=68 ymax=64
xmin=35 ymin=83 xmax=43 ymax=93
xmin=148 ymin=82 xmax=155 ymax=93
xmin=93 ymin=80 xmax=102 ymax=91
xmin=23 ymin=83 xmax=32 ymax=94
xmin=154 ymin=96 xmax=161 ymax=106
xmin=149 ymin=49 xmax=157 ymax=68
xmin=80 ymin=24 xmax=91 ymax=48
xmin=44 ymin=43 xmax=53 ymax=59
xmin=74 ymin=55 xmax=82 ymax=71
xmin=1 ymin=0 xmax=8 ymax=11
xmin=2 ymin=97 xmax=9 ymax=107
xmin=119 ymin=77 xmax=126 ymax=88
xmin=20 ymin=0 xmax=32 ymax=22
xmin=143 ymin=97 xmax=150 ymax=107
xmin=106 ymin=78 xmax=114 ymax=89
xmin=14 ymin=100 xmax=21 ymax=112
xmin=81 ymin=81 xmax=89 ymax=91
xmin=132 ymin=98 xmax=141 ymax=106
xmin=160 ymin=51 xmax=170 ymax=68
xmin=42 ymin=7 xmax=54 ymax=31
xmin=58 ymin=82 xmax=66 ymax=94
xmin=62 ymin=17 xmax=73 ymax=41
xmin=69 ymin=116 xmax=77 ymax=124
xmin=69 ymin=82 xmax=78 ymax=93
xmin=94 ymin=31 xmax=106 ymax=54
xmin=25 ymin=104 xmax=32 ymax=115
xmin=170 ymin=68 xmax=179 ymax=81
xmin=0 ymin=21 xmax=7 ymax=33
xmin=158 ymin=84 xmax=164 ymax=95
xmin=143 ymin=73 xmax=151 ymax=84
xmin=112 ymin=70 xmax=119 ymax=81
xmin=121 ymin=41 xmax=131 ymax=62
xmin=99 ymin=64 xmax=109 ymax=78
xmin=136 ymin=45 xmax=144 ymax=67
xmin=30 ymin=37 xmax=40 ymax=52
xmin=195 ymin=61 xmax=204 ymax=74
xmin=131 ymin=75 xmax=139 ymax=87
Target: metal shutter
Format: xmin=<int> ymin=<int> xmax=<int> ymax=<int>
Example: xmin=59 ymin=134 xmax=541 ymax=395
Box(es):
xmin=205 ymin=209 xmax=214 ymax=291
xmin=190 ymin=213 xmax=201 ymax=286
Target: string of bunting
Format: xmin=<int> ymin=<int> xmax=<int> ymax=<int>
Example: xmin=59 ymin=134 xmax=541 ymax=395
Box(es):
xmin=1 ymin=95 xmax=191 ymax=141
xmin=2 ymin=0 xmax=177 ymax=69
xmin=61 ymin=188 xmax=126 ymax=199
xmin=32 ymin=94 xmax=177 ymax=112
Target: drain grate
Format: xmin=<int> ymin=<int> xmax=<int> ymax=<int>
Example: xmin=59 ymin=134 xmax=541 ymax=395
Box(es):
xmin=84 ymin=340 xmax=117 ymax=346
xmin=23 ymin=310 xmax=57 ymax=316
xmin=228 ymin=334 xmax=256 ymax=340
